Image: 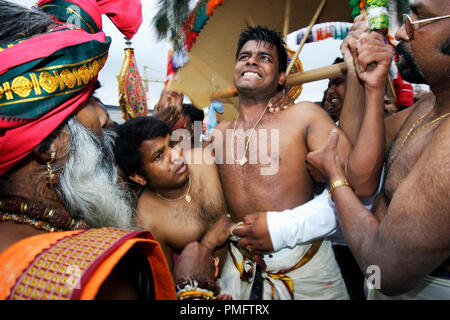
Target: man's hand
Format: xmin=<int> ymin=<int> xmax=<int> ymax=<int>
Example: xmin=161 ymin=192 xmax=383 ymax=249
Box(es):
xmin=232 ymin=212 xmax=274 ymax=254
xmin=352 ymin=31 xmax=394 ymax=89
xmin=153 ymin=89 xmax=186 ymax=129
xmin=341 ymin=16 xmax=369 ymax=76
xmin=173 ymin=241 xmax=215 ymax=284
xmin=305 ymin=129 xmax=346 ymax=183
xmin=268 ymin=91 xmax=295 ymax=113
xmin=155 ymin=89 xmax=183 ymax=112
xmin=152 ymin=106 xmax=181 ymax=128
xmin=200 ymin=215 xmax=234 ymax=251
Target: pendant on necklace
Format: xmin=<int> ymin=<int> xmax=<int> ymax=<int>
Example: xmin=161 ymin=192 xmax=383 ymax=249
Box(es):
xmin=185 ymin=194 xmax=192 ymax=203
xmin=239 ymin=157 xmax=248 ymax=166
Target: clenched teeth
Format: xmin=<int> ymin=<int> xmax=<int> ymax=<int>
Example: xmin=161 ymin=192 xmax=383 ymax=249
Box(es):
xmin=243 ymin=72 xmax=261 ymax=79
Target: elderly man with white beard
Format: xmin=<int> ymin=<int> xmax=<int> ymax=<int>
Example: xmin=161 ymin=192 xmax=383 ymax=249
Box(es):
xmin=0 ymin=0 xmax=219 ymax=301
xmin=53 ymin=114 xmax=134 ymax=229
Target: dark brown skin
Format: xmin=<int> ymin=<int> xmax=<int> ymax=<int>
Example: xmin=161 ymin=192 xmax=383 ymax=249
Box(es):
xmin=305 ymin=0 xmax=450 ymax=295
xmin=213 ymin=35 xmax=388 ymax=256
xmin=0 ymin=98 xmax=143 ymax=299
xmin=146 ymin=87 xmax=295 ymax=272
xmin=132 ymin=144 xmax=229 ymax=270
xmin=0 ymin=98 xmax=220 ymax=299
xmin=172 ymin=241 xmax=215 ymax=284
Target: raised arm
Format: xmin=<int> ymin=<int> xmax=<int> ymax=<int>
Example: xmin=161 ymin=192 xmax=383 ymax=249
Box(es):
xmin=338 ymin=18 xmax=367 ymax=145
xmin=342 ymin=31 xmax=392 ymax=196
xmin=305 ymin=123 xmax=450 ymax=295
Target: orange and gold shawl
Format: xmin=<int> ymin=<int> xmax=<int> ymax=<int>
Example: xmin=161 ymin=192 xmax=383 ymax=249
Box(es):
xmin=0 ymin=228 xmax=176 ymax=300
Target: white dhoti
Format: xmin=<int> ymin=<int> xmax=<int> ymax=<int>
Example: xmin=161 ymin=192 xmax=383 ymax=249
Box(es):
xmin=218 ymin=239 xmax=349 ymax=300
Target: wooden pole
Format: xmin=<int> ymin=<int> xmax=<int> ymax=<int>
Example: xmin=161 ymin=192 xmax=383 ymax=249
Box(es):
xmin=210 ymin=86 xmax=238 ymax=101
xmin=285 ymin=62 xmax=347 ymax=87
xmin=210 ymin=62 xmax=348 ymax=101
xmin=282 ymin=0 xmax=292 ymax=41
xmin=286 ymin=0 xmax=328 ymax=75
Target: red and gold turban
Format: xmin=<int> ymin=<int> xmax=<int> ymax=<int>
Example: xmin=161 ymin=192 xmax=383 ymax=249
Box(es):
xmin=0 ymin=0 xmax=142 ymax=176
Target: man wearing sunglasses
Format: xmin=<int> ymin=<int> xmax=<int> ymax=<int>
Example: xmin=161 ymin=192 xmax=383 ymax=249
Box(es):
xmin=305 ymin=0 xmax=450 ymax=299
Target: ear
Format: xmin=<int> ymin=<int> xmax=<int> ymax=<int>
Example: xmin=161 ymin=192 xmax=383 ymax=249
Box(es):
xmin=278 ymin=71 xmax=287 ymax=88
xmin=129 ymin=173 xmax=147 ymax=187
xmin=32 ymin=140 xmax=57 ymax=164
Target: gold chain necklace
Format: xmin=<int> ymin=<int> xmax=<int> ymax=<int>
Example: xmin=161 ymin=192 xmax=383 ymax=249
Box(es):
xmin=391 ymin=110 xmax=450 ymax=161
xmin=153 ymin=175 xmax=192 ymax=203
xmin=231 ymin=97 xmax=273 ymax=166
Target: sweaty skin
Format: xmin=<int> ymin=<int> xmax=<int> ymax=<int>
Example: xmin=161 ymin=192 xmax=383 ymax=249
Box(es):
xmin=134 ymin=145 xmax=228 ymax=270
xmin=213 ymin=38 xmax=386 ymax=227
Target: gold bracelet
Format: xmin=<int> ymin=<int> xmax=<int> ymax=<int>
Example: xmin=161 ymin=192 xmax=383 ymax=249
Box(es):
xmin=328 ymin=178 xmax=353 ymax=202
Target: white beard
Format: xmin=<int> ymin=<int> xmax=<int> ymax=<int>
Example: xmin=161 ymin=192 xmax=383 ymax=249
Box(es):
xmin=56 ymin=118 xmax=135 ymax=229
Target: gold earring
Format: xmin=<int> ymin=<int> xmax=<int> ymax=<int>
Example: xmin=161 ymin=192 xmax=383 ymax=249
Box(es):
xmin=46 ymin=151 xmax=56 ymax=184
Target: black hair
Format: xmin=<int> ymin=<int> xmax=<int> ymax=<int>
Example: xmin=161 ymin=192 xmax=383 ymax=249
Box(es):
xmin=236 ymin=25 xmax=288 ymax=74
xmin=182 ymin=103 xmax=204 ymax=122
xmin=93 ymin=80 xmax=102 ymax=92
xmin=333 ymin=57 xmax=344 ymax=65
xmin=114 ymin=116 xmax=171 ymax=177
xmin=321 ymin=88 xmax=328 ymax=108
xmin=0 ymin=0 xmax=56 ymax=45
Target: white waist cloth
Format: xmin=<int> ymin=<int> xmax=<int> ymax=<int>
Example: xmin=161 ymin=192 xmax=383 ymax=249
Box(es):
xmin=367 ymin=275 xmax=450 ymax=300
xmin=218 ymin=240 xmax=349 ymax=300
xmin=267 ymin=165 xmax=386 ymax=249
xmin=266 ymin=188 xmax=336 ymax=251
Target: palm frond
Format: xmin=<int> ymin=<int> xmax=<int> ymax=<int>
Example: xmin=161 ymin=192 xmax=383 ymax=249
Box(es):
xmin=152 ymin=0 xmax=192 ymax=41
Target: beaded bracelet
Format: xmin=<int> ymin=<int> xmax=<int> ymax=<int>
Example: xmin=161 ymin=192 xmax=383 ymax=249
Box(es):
xmin=178 ymin=290 xmax=216 ymax=300
xmin=176 ymin=278 xmax=218 ymax=300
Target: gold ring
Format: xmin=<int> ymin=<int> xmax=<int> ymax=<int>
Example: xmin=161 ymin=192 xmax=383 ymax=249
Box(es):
xmin=246 ymin=245 xmax=253 ymax=253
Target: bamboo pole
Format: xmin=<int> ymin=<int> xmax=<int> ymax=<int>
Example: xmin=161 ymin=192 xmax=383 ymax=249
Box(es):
xmin=286 ymin=0 xmax=328 ymax=75
xmin=210 ymin=0 xmax=330 ymax=102
xmin=285 ymin=62 xmax=347 ymax=87
xmin=210 ymin=86 xmax=238 ymax=101
xmin=209 ymin=62 xmax=348 ymax=101
xmin=282 ymin=0 xmax=292 ymax=41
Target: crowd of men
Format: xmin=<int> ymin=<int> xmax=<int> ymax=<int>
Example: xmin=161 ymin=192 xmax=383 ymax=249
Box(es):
xmin=0 ymin=0 xmax=448 ymax=301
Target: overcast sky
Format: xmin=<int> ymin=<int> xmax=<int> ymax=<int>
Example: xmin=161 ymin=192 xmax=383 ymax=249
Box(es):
xmin=14 ymin=0 xmax=341 ymax=109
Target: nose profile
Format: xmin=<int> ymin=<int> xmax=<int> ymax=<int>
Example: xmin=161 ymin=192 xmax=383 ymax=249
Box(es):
xmin=395 ymin=23 xmax=410 ymax=41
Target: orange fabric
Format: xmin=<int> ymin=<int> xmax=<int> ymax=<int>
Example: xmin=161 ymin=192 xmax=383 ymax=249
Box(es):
xmin=142 ymin=242 xmax=177 ymax=300
xmin=0 ymin=230 xmax=82 ymax=300
xmin=80 ymin=237 xmax=176 ymax=300
xmin=0 ymin=229 xmax=175 ymax=300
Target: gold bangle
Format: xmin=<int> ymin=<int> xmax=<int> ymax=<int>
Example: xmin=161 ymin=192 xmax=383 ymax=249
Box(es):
xmin=328 ymin=178 xmax=353 ymax=202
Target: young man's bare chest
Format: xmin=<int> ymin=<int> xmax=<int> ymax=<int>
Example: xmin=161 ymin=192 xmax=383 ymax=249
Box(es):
xmin=217 ymin=116 xmax=313 ymax=220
